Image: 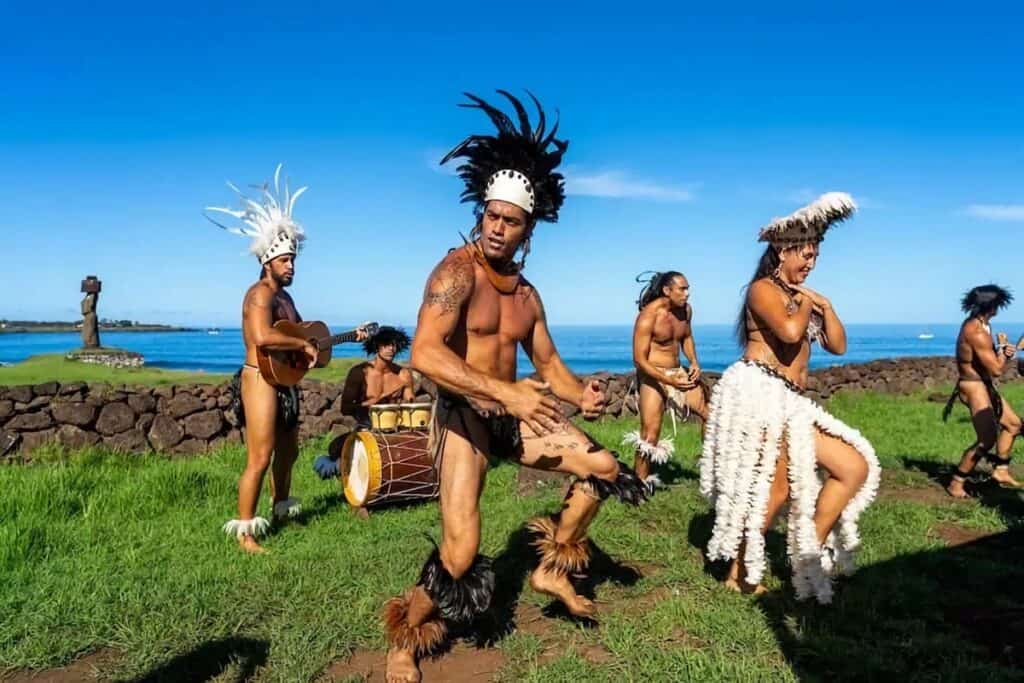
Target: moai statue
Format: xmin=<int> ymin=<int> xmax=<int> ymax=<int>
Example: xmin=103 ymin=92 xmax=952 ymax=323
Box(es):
xmin=80 ymin=275 xmax=102 ymax=349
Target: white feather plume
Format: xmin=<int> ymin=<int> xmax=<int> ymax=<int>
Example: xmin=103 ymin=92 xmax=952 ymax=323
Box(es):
xmin=759 ymin=192 xmax=857 ymax=245
xmin=222 ymin=517 xmax=270 ymax=539
xmin=206 ymin=163 xmax=307 ymax=263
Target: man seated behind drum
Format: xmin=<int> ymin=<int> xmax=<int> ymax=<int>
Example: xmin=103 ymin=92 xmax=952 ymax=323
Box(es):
xmin=340 ymin=326 xmax=415 ymax=427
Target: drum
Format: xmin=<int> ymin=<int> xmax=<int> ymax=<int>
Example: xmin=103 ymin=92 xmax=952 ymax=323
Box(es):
xmin=400 ymin=402 xmax=433 ymax=430
xmin=340 ymin=430 xmax=438 ymax=508
xmin=370 ymin=404 xmax=402 ymax=432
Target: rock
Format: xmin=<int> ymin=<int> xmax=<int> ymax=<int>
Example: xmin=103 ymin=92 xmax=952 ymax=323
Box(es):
xmin=303 ymin=392 xmax=328 ymax=415
xmin=52 ymin=401 xmax=97 ymax=427
xmin=329 ymin=422 xmax=354 ymax=438
xmin=148 ymin=415 xmax=184 ymax=451
xmin=152 ymin=386 xmax=174 ymax=399
xmin=226 ymin=429 xmax=242 ymax=443
xmin=5 ymin=412 xmax=54 ymax=431
xmin=55 ymin=425 xmax=100 ymax=449
xmin=8 ymin=386 xmax=33 ymax=403
xmin=95 ymin=402 xmax=136 ymax=435
xmin=137 ymin=413 xmax=155 ymax=433
xmin=299 ymin=416 xmax=328 ymax=441
xmin=184 ymin=410 xmax=224 ymax=440
xmin=27 ymin=396 xmax=50 ymax=409
xmin=127 ymin=393 xmax=156 ymax=414
xmin=605 ymin=399 xmax=623 ymax=417
xmin=163 ymin=393 xmax=203 ymax=418
xmin=0 ymin=429 xmax=21 ymax=457
xmin=217 ymin=393 xmax=232 ymax=408
xmin=33 ymin=382 xmax=59 ymax=396
xmin=58 ymin=382 xmax=87 ymax=397
xmin=21 ymin=429 xmax=56 ymax=451
xmin=203 ymin=397 xmax=217 ymax=410
xmin=0 ymin=400 xmax=13 ymax=419
xmin=560 ymin=402 xmax=580 ymax=419
xmin=103 ymin=429 xmax=148 ymax=453
xmin=171 ymin=439 xmax=208 ymax=456
xmin=322 ymin=384 xmax=342 ymax=402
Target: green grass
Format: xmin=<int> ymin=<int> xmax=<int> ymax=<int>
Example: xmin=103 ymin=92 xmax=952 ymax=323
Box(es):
xmin=0 ymin=354 xmax=361 ymax=387
xmin=1 ymin=389 xmax=1023 ymax=681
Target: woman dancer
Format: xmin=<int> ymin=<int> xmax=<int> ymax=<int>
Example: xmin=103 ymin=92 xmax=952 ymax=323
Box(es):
xmin=698 ymin=193 xmax=881 ymax=604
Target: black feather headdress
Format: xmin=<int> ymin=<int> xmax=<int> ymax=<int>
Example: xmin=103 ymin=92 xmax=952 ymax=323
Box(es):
xmin=363 ymin=326 xmax=412 ymax=356
xmin=961 ymin=284 xmax=1013 ymax=318
xmin=441 ymin=90 xmax=568 ymax=223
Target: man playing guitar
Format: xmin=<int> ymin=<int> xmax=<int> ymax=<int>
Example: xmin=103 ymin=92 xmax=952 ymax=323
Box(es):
xmin=208 ymin=165 xmax=368 ymax=552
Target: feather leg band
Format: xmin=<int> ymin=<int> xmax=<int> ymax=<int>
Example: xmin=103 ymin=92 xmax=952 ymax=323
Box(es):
xmin=417 ymin=547 xmax=496 ymax=624
xmin=382 ymin=591 xmax=447 ymax=655
xmin=579 ymin=458 xmax=649 ymax=506
xmin=527 ymin=516 xmax=591 ymax=575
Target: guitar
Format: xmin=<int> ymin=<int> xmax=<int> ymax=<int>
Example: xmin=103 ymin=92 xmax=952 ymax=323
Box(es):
xmin=257 ymin=321 xmax=379 ymax=387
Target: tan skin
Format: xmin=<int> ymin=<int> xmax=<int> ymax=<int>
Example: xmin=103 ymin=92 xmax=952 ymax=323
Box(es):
xmin=947 ymin=314 xmax=1021 ymax=497
xmin=362 ymin=343 xmax=415 ymax=406
xmin=386 ymin=201 xmax=611 ymax=683
xmin=726 ymin=243 xmax=867 ymax=594
xmin=236 ymin=254 xmax=317 ymax=554
xmin=632 ymin=275 xmax=708 ymax=480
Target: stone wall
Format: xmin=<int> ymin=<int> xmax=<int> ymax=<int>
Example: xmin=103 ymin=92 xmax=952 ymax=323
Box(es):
xmin=1 ymin=356 xmax=1018 ymax=458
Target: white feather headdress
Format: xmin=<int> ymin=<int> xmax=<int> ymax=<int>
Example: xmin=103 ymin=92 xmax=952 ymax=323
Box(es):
xmin=206 ymin=163 xmax=307 ymax=265
xmin=759 ymin=192 xmax=856 ymax=247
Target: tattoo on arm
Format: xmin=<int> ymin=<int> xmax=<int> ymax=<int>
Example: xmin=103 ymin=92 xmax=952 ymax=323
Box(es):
xmin=423 ymin=258 xmax=473 ymax=314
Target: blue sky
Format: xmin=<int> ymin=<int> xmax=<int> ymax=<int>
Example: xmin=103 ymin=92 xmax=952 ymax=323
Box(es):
xmin=2 ymin=2 xmax=1022 ymax=328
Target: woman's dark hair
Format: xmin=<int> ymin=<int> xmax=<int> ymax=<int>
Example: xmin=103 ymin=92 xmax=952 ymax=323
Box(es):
xmin=636 ymin=271 xmax=684 ymax=310
xmin=961 ymin=284 xmax=1013 ymax=318
xmin=735 ymin=246 xmax=781 ymax=344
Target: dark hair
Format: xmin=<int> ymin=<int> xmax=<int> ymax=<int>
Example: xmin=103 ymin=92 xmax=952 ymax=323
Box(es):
xmin=735 ymin=246 xmax=781 ymax=345
xmin=961 ymin=284 xmax=1013 ymax=318
xmin=636 ymin=271 xmax=684 ymax=310
xmin=364 ymin=326 xmax=412 ymax=356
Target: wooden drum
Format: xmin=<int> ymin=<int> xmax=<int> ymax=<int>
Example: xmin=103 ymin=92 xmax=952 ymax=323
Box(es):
xmin=400 ymin=402 xmax=433 ymax=430
xmin=370 ymin=404 xmax=403 ymax=432
xmin=339 ymin=430 xmax=438 ymax=508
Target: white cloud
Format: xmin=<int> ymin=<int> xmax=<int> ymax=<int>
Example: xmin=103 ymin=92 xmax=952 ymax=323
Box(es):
xmin=965 ymin=204 xmax=1024 ymax=221
xmin=566 ymin=171 xmax=696 ymax=202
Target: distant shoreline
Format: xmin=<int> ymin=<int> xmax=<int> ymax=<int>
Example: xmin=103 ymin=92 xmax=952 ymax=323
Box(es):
xmin=0 ymin=324 xmax=196 ymax=334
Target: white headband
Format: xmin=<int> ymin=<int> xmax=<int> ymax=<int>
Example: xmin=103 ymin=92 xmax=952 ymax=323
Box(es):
xmin=484 ymin=169 xmax=535 ymax=215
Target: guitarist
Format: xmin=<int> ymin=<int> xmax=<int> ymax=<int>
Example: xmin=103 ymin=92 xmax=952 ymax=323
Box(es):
xmin=208 ymin=164 xmax=367 ymax=553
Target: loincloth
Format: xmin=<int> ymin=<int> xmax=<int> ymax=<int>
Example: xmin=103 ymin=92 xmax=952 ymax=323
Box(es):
xmin=229 ymin=367 xmax=301 ymax=431
xmin=432 ymin=392 xmax=522 ymax=462
xmin=639 ymin=366 xmax=708 ymax=419
xmin=942 ymin=376 xmax=1003 ymax=423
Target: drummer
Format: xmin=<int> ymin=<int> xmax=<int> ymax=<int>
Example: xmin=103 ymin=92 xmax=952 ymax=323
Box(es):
xmin=340 ymin=326 xmax=416 ymax=427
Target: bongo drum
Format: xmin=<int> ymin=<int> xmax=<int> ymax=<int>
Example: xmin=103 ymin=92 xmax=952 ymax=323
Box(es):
xmin=370 ymin=404 xmax=402 ymax=432
xmin=399 ymin=402 xmax=433 ymax=430
xmin=339 ymin=430 xmax=438 ymax=508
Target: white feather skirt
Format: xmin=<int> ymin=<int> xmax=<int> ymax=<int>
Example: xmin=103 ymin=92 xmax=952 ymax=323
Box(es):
xmin=698 ymin=360 xmax=880 ymax=604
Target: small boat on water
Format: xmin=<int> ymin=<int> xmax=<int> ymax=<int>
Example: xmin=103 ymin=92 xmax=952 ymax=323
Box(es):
xmin=918 ymin=332 xmax=935 ymax=340
xmin=206 ymin=328 xmax=221 ymax=335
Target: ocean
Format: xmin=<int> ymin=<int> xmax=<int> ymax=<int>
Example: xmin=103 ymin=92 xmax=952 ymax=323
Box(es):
xmin=0 ymin=324 xmax=975 ymax=377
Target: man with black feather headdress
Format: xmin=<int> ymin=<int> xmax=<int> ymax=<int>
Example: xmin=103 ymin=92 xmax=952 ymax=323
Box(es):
xmin=381 ymin=91 xmax=648 ymax=683
xmin=945 ymin=284 xmax=1022 ymax=497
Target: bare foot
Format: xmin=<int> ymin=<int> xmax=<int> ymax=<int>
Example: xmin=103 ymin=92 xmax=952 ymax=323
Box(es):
xmin=724 ymin=577 xmax=767 ymax=595
xmin=946 ymin=478 xmax=970 ymax=499
xmin=992 ymin=469 xmax=1024 ymax=488
xmin=529 ymin=567 xmax=596 ymax=618
xmin=385 ymin=647 xmax=420 ymax=683
xmin=238 ymin=535 xmax=267 ymax=554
